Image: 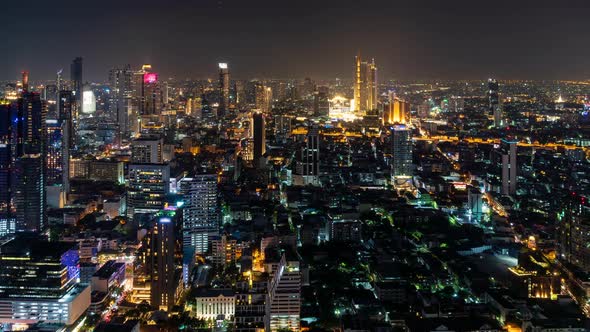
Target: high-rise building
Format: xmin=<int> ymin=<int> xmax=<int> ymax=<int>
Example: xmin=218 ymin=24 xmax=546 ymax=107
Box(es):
xmin=131 ymin=136 xmax=163 ymax=163
xmin=296 ymin=125 xmax=320 ymax=184
xmin=391 ymin=125 xmax=412 ymax=177
xmin=71 ymin=57 xmax=83 ymax=115
xmin=14 ymin=92 xmax=47 ymax=232
xmin=182 ymin=174 xmax=219 ymax=255
xmin=353 ymin=54 xmax=378 ymax=113
xmin=0 ymin=102 xmax=15 ymax=235
xmin=109 ymin=66 xmax=133 ymax=142
xmin=218 ymin=63 xmax=230 ymax=117
xmin=253 ymin=112 xmax=266 ymax=165
xmin=313 ymin=86 xmax=330 ymax=116
xmin=384 ymin=91 xmax=410 ymax=125
xmin=147 ymin=215 xmax=178 ymax=311
xmin=127 ymin=164 xmax=170 ymax=218
xmin=499 ymin=139 xmax=517 ymax=196
xmin=488 ymin=78 xmax=502 ymax=127
xmin=0 ymin=237 xmax=90 ymax=326
xmin=254 ymin=82 xmax=272 ymax=113
xmin=46 ymin=119 xmax=63 ymax=186
xmin=141 ymin=71 xmax=162 ymax=116
xmin=58 ymin=91 xmax=74 ymax=193
xmin=265 ymin=253 xmax=301 ymax=332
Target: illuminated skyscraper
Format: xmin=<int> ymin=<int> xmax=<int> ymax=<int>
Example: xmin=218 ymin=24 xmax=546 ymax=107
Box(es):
xmin=70 ymin=57 xmax=83 ymax=115
xmin=183 ymin=174 xmax=219 ymax=254
xmin=296 ymin=125 xmax=320 ymax=185
xmin=353 ymin=54 xmax=378 ymax=113
xmin=488 ymin=78 xmax=502 ymax=127
xmin=253 ymin=112 xmax=266 ymax=165
xmin=0 ymin=102 xmax=15 ymax=235
xmin=109 ymin=65 xmax=133 ymax=142
xmin=147 ymin=215 xmax=178 ymax=311
xmin=14 ymin=92 xmax=47 ymax=232
xmin=500 ymin=139 xmax=517 ymax=196
xmin=254 ymin=82 xmax=272 ymax=113
xmin=46 ymin=119 xmax=63 ymax=186
xmin=58 ymin=91 xmax=74 ymax=193
xmin=218 ymin=63 xmax=230 ymax=117
xmin=391 ymin=125 xmax=412 ymax=177
xmin=313 ymin=86 xmax=330 ymax=116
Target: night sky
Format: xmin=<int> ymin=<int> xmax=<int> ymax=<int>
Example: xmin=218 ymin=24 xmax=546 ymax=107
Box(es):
xmin=4 ymin=0 xmax=590 ymax=81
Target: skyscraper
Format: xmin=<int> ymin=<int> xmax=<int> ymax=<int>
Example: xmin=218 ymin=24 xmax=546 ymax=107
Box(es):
xmin=182 ymin=174 xmax=219 ymax=255
xmin=46 ymin=119 xmax=63 ymax=186
xmin=147 ymin=215 xmax=177 ymax=311
xmin=391 ymin=125 xmax=412 ymax=177
xmin=500 ymin=139 xmax=517 ymax=196
xmin=296 ymin=125 xmax=320 ymax=185
xmin=14 ymin=92 xmax=47 ymax=232
xmin=58 ymin=91 xmax=74 ymax=193
xmin=109 ymin=65 xmax=133 ymax=143
xmin=353 ymin=54 xmax=378 ymax=113
xmin=252 ymin=112 xmax=266 ymax=165
xmin=488 ymin=78 xmax=502 ymax=127
xmin=70 ymin=57 xmax=83 ymax=115
xmin=218 ymin=63 xmax=230 ymax=117
xmin=0 ymin=102 xmax=15 ymax=235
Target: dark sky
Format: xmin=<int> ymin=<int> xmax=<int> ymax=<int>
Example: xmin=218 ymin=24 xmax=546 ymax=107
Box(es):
xmin=4 ymin=0 xmax=590 ymax=82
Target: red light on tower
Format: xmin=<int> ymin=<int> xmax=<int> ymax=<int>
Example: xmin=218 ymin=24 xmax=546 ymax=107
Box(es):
xmin=143 ymin=73 xmax=158 ymax=84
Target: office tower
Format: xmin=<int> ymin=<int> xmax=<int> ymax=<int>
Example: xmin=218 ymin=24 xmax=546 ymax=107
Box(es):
xmin=14 ymin=92 xmax=47 ymax=232
xmin=109 ymin=66 xmax=133 ymax=142
xmin=354 ymin=54 xmax=362 ymax=112
xmin=58 ymin=91 xmax=74 ymax=193
xmin=141 ymin=70 xmax=163 ymax=116
xmin=254 ymin=82 xmax=272 ymax=113
xmin=488 ymin=78 xmax=502 ymax=127
xmin=0 ymin=102 xmax=15 ymax=235
xmin=296 ymin=126 xmax=320 ymax=182
xmin=0 ymin=237 xmax=91 ymax=326
xmin=46 ymin=119 xmax=63 ymax=186
xmin=500 ymin=139 xmax=517 ymax=196
xmin=183 ymin=174 xmax=219 ymax=254
xmin=367 ymin=59 xmax=377 ymax=111
xmin=71 ymin=57 xmax=83 ymax=114
xmin=148 ymin=215 xmax=177 ymax=311
xmin=391 ymin=125 xmax=412 ymax=177
xmin=218 ymin=63 xmax=230 ymax=117
xmin=126 ymin=164 xmax=170 ymax=218
xmin=131 ymin=136 xmax=163 ymax=163
xmin=313 ymin=86 xmax=330 ymax=116
xmin=353 ymin=54 xmax=378 ymax=113
xmin=253 ymin=112 xmax=266 ymax=165
xmin=265 ymin=253 xmax=301 ymax=332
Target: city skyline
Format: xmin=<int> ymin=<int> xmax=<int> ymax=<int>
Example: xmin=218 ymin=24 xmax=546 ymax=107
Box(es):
xmin=3 ymin=0 xmax=590 ymax=81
